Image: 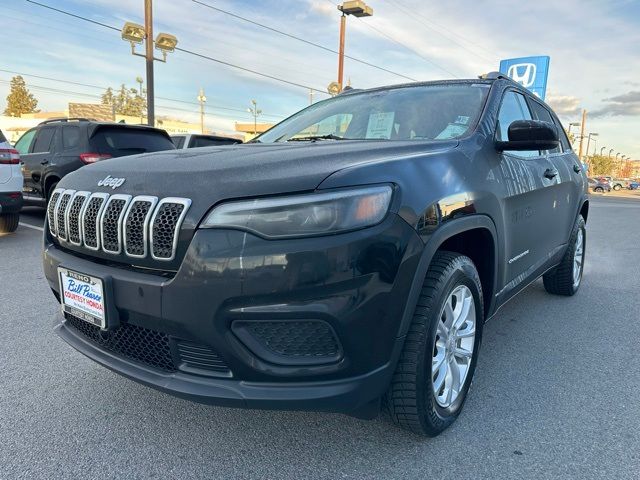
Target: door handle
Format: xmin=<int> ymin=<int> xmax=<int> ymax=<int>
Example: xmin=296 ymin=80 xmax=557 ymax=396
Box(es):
xmin=40 ymin=159 xmax=48 ymax=165
xmin=544 ymin=168 xmax=558 ymax=179
xmin=573 ymin=164 xmax=582 ymax=173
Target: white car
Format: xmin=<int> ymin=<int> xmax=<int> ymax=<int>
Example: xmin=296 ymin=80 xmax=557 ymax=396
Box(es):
xmin=170 ymin=134 xmax=242 ymax=149
xmin=0 ymin=129 xmax=23 ymax=233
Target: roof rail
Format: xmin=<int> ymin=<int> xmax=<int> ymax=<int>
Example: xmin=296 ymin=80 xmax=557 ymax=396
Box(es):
xmin=38 ymin=117 xmax=94 ymax=125
xmin=478 ymin=71 xmax=522 ymax=85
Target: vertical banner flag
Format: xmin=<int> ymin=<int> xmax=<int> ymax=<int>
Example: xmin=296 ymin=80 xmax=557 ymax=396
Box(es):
xmin=499 ymin=56 xmax=550 ymax=100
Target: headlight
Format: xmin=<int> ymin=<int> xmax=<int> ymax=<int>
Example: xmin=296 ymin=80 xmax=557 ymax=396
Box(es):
xmin=201 ymin=185 xmax=393 ymax=238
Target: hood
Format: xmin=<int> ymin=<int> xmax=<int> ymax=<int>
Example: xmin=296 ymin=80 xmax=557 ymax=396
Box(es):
xmin=60 ymin=140 xmax=458 ymax=204
xmin=53 ymin=140 xmax=456 ymax=271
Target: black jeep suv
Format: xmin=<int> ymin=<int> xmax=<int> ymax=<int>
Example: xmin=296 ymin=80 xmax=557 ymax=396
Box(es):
xmin=43 ymin=74 xmax=588 ymax=436
xmin=15 ymin=118 xmax=175 ymax=205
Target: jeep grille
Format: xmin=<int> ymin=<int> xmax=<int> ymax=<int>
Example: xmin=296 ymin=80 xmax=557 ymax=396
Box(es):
xmin=47 ymin=188 xmax=191 ymax=262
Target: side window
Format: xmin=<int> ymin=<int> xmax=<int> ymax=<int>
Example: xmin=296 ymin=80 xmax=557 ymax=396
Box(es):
xmin=552 ymin=115 xmax=572 ymax=152
xmin=496 ymin=91 xmax=538 ymax=158
xmin=171 ymin=136 xmax=185 ymax=148
xmin=62 ymin=126 xmax=81 ymax=150
xmin=14 ymin=129 xmax=37 ymax=155
xmin=31 ymin=127 xmax=56 ymax=154
xmin=529 ymin=101 xmax=560 ymax=154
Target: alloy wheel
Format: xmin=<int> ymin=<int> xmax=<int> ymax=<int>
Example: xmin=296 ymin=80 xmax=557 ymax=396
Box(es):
xmin=432 ymin=285 xmax=476 ymax=408
xmin=573 ymin=228 xmax=584 ymax=288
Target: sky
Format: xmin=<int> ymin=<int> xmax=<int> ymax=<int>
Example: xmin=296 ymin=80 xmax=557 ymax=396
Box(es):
xmin=2 ymin=0 xmax=639 ymax=158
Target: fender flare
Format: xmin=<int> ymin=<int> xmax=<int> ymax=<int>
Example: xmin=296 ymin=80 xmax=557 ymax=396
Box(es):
xmin=396 ymin=214 xmax=499 ymax=338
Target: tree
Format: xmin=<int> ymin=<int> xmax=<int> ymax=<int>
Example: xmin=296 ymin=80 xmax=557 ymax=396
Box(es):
xmin=3 ymin=75 xmax=39 ymax=116
xmin=587 ymin=154 xmax=614 ymax=177
xmin=101 ymin=83 xmax=146 ymax=117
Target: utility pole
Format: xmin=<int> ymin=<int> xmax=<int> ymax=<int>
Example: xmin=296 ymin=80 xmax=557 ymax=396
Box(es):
xmin=144 ymin=0 xmax=155 ymax=127
xmin=337 ymin=12 xmax=346 ymax=90
xmin=577 ymin=109 xmax=587 ymax=160
xmin=197 ymin=87 xmax=207 ymax=134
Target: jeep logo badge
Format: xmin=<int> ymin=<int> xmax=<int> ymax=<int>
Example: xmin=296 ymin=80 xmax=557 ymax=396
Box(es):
xmin=98 ymin=175 xmax=126 ymax=190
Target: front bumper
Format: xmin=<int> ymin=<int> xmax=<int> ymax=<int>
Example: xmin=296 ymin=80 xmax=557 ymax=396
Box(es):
xmin=0 ymin=192 xmax=23 ymax=214
xmin=45 ymin=214 xmax=424 ymax=415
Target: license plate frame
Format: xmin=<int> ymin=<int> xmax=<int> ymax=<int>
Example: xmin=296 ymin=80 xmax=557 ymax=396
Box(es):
xmin=58 ymin=267 xmax=107 ymax=329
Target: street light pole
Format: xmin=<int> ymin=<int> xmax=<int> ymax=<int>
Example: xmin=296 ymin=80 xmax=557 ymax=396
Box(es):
xmin=121 ymin=1 xmax=178 ymax=128
xmin=609 ymin=148 xmax=614 ymax=159
xmin=585 ymin=132 xmax=598 ymax=160
xmin=197 ymin=88 xmax=206 ymax=134
xmin=136 ymin=76 xmax=144 ymax=124
xmin=335 ymin=1 xmax=373 ymax=92
xmin=144 ymin=0 xmax=155 ymax=127
xmin=247 ymin=99 xmax=262 ymax=137
xmin=600 ymin=146 xmax=606 ymax=156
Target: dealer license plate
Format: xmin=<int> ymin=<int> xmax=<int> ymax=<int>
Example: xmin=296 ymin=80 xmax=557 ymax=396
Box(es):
xmin=58 ymin=267 xmax=106 ymax=328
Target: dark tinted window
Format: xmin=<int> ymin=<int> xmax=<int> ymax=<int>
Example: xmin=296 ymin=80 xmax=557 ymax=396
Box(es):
xmin=0 ymin=129 xmax=6 ymax=143
xmin=90 ymin=127 xmax=175 ymax=157
xmin=190 ymin=136 xmax=239 ymax=148
xmin=171 ymin=136 xmax=186 ymax=148
xmin=496 ymin=91 xmax=538 ymax=158
xmin=32 ymin=127 xmax=56 ymax=153
xmin=529 ymin=101 xmax=560 ymax=154
xmin=62 ymin=125 xmax=81 ymax=150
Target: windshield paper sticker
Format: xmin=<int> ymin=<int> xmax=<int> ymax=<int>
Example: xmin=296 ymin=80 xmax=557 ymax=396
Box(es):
xmin=366 ymin=112 xmax=395 ymax=139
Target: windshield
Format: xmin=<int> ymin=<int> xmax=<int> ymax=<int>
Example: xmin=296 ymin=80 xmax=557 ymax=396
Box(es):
xmin=257 ymin=83 xmax=489 ymax=143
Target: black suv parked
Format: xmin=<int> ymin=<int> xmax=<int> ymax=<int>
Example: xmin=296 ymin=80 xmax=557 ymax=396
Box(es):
xmin=43 ymin=74 xmax=588 ymax=436
xmin=15 ymin=118 xmax=175 ymax=205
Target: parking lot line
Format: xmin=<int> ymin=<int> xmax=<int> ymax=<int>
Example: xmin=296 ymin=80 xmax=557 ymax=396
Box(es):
xmin=19 ymin=222 xmax=44 ymax=232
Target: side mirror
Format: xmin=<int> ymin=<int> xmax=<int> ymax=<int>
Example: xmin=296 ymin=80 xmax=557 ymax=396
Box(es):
xmin=495 ymin=119 xmax=560 ymax=151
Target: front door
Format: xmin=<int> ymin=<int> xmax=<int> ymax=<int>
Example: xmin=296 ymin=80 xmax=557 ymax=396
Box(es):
xmin=494 ymin=90 xmax=560 ymax=294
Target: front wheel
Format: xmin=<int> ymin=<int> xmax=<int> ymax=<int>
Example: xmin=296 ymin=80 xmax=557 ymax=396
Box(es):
xmin=543 ymin=216 xmax=586 ymax=296
xmin=385 ymin=251 xmax=483 ymax=436
xmin=0 ymin=213 xmax=19 ymax=233
xmin=613 ymin=184 xmax=622 ymax=191
xmin=594 ymin=187 xmax=604 ymax=193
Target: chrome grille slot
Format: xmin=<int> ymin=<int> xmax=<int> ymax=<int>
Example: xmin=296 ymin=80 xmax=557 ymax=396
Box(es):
xmin=123 ymin=196 xmax=157 ymax=258
xmin=47 ymin=188 xmax=64 ymax=237
xmin=100 ymin=195 xmax=132 ymax=254
xmin=150 ymin=198 xmax=191 ymax=261
xmin=55 ymin=190 xmax=75 ymax=241
xmin=66 ymin=191 xmax=89 ymax=245
xmin=82 ymin=193 xmax=109 ymax=250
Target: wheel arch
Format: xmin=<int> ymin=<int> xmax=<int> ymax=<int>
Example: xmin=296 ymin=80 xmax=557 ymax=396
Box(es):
xmin=44 ymin=174 xmax=60 ymax=199
xmin=397 ymin=215 xmax=499 ymax=338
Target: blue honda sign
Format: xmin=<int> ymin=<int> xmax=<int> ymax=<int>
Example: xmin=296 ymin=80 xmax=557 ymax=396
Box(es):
xmin=499 ymin=56 xmax=550 ymax=100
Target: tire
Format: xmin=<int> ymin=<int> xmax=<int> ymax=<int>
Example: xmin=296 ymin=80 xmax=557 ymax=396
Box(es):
xmin=46 ymin=181 xmax=59 ymax=205
xmin=543 ymin=216 xmax=586 ymax=296
xmin=594 ymin=187 xmax=604 ymax=193
xmin=385 ymin=251 xmax=484 ymax=436
xmin=613 ymin=184 xmax=621 ymax=191
xmin=0 ymin=213 xmax=19 ymax=233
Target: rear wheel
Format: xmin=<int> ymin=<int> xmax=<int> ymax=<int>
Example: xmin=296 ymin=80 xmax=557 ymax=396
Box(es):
xmin=0 ymin=213 xmax=19 ymax=233
xmin=543 ymin=216 xmax=586 ymax=296
xmin=385 ymin=251 xmax=483 ymax=436
xmin=46 ymin=181 xmax=59 ymax=205
xmin=613 ymin=184 xmax=622 ymax=191
xmin=594 ymin=187 xmax=604 ymax=193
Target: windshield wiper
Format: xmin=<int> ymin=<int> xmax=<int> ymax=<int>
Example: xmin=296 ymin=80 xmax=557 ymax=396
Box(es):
xmin=286 ymin=134 xmax=351 ymax=142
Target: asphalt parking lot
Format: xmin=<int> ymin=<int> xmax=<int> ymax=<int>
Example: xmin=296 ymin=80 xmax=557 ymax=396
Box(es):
xmin=1 ymin=195 xmax=639 ymax=480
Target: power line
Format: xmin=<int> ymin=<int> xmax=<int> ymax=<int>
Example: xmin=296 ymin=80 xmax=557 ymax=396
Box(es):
xmin=25 ymin=1 xmax=331 ymax=94
xmin=388 ymin=0 xmax=500 ymax=63
xmin=0 ymin=78 xmax=274 ymax=122
xmin=322 ymin=0 xmax=459 ymax=77
xmin=0 ymin=68 xmax=285 ymax=118
xmin=191 ymin=0 xmax=417 ymax=82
